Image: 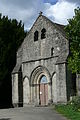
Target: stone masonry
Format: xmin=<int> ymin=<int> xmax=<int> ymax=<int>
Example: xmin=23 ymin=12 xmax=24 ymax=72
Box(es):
xmin=12 ymin=13 xmax=71 ymax=107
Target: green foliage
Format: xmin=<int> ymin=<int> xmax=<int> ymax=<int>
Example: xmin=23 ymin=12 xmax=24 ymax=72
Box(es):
xmin=0 ymin=13 xmax=26 ymax=106
xmin=65 ymin=7 xmax=80 ymax=73
xmin=69 ymin=96 xmax=80 ymax=111
xmin=55 ymin=96 xmax=80 ymax=120
xmin=55 ymin=104 xmax=80 ymax=120
xmin=0 ymin=14 xmax=26 ymax=81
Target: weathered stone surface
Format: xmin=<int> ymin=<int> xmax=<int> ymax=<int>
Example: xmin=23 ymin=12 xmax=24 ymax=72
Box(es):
xmin=76 ymin=74 xmax=80 ymax=96
xmin=12 ymin=14 xmax=70 ymax=107
xmin=12 ymin=74 xmax=18 ymax=106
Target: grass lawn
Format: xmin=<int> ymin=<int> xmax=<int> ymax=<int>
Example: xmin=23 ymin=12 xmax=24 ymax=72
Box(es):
xmin=55 ymin=104 xmax=80 ymax=120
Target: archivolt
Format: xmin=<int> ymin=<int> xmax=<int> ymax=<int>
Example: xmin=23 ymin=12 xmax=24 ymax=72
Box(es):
xmin=30 ymin=65 xmax=51 ymax=86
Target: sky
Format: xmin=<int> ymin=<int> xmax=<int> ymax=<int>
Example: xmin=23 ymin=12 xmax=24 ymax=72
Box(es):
xmin=0 ymin=0 xmax=80 ymax=30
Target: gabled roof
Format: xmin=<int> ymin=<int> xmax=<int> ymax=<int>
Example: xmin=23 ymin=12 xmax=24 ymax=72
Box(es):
xmin=27 ymin=13 xmax=66 ymax=38
xmin=12 ymin=13 xmax=68 ymax=74
xmin=42 ymin=15 xmax=66 ymax=37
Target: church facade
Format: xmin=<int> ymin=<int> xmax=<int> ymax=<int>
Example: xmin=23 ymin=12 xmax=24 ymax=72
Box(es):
xmin=12 ymin=13 xmax=74 ymax=107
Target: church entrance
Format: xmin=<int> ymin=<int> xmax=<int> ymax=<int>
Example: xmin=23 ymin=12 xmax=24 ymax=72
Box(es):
xmin=39 ymin=76 xmax=48 ymax=106
xmin=30 ymin=66 xmax=52 ymax=106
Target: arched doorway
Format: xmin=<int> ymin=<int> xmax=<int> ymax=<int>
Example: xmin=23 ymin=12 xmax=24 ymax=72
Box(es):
xmin=30 ymin=66 xmax=52 ymax=106
xmin=39 ymin=76 xmax=48 ymax=106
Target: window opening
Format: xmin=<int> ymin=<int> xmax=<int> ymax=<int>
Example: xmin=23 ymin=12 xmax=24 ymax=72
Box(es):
xmin=41 ymin=28 xmax=46 ymax=39
xmin=40 ymin=76 xmax=48 ymax=84
xmin=34 ymin=31 xmax=38 ymax=41
xmin=51 ymin=47 xmax=54 ymax=56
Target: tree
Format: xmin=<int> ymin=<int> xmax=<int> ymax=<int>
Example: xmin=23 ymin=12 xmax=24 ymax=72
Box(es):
xmin=0 ymin=14 xmax=26 ymax=108
xmin=65 ymin=7 xmax=80 ymax=73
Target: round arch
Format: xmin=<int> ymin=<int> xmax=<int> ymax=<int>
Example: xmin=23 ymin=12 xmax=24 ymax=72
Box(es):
xmin=30 ymin=65 xmax=52 ymax=106
xmin=30 ymin=65 xmax=51 ymax=85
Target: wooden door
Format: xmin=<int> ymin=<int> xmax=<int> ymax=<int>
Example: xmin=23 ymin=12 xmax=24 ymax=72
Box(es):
xmin=40 ymin=83 xmax=48 ymax=106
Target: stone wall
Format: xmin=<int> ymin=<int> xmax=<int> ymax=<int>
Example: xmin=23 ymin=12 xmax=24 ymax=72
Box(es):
xmin=56 ymin=63 xmax=67 ymax=103
xmin=21 ymin=15 xmax=68 ymax=63
xmin=12 ymin=74 xmax=18 ymax=107
xmin=76 ymin=74 xmax=80 ymax=96
xmin=12 ymin=14 xmax=69 ymax=106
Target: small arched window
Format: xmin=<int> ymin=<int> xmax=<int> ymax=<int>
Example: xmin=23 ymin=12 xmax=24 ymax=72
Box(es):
xmin=41 ymin=28 xmax=46 ymax=39
xmin=40 ymin=76 xmax=48 ymax=84
xmin=51 ymin=47 xmax=54 ymax=56
xmin=34 ymin=31 xmax=38 ymax=41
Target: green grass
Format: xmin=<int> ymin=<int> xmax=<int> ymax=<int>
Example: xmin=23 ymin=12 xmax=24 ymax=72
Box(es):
xmin=55 ymin=104 xmax=80 ymax=120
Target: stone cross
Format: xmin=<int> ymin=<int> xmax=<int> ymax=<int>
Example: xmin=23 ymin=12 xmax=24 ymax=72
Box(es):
xmin=39 ymin=11 xmax=43 ymax=15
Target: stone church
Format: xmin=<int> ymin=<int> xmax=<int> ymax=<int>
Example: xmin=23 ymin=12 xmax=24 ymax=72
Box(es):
xmin=12 ymin=13 xmax=76 ymax=107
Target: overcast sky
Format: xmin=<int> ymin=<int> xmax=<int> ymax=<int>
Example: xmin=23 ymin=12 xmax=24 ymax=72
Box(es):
xmin=0 ymin=0 xmax=80 ymax=30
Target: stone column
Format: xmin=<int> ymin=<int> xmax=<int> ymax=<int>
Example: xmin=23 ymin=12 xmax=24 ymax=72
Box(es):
xmin=76 ymin=74 xmax=80 ymax=96
xmin=48 ymin=83 xmax=52 ymax=104
xmin=31 ymin=86 xmax=34 ymax=104
xmin=52 ymin=73 xmax=57 ymax=103
xmin=36 ymin=84 xmax=40 ymax=105
xmin=12 ymin=74 xmax=19 ymax=107
xmin=56 ymin=63 xmax=67 ymax=103
xmin=23 ymin=77 xmax=30 ymax=106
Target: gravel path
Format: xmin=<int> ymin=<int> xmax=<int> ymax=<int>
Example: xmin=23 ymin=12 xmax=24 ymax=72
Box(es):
xmin=0 ymin=106 xmax=67 ymax=120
